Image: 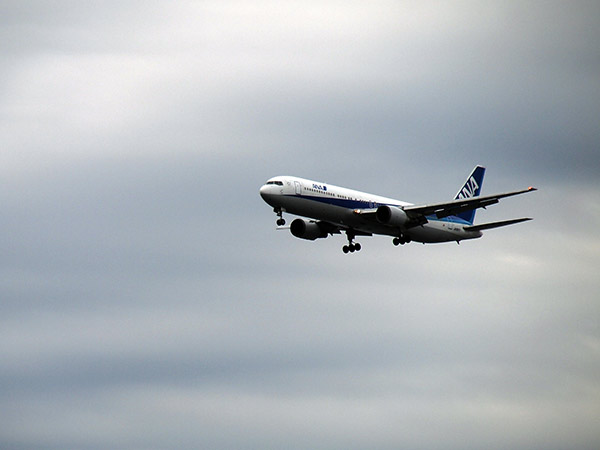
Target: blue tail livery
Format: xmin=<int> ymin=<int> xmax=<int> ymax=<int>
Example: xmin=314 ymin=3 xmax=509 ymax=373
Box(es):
xmin=454 ymin=165 xmax=486 ymax=224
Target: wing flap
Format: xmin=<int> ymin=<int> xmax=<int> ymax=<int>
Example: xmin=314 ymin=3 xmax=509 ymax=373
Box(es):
xmin=313 ymin=220 xmax=372 ymax=237
xmin=315 ymin=221 xmax=343 ymax=235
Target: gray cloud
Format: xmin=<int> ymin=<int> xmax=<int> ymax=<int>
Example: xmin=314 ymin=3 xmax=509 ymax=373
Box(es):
xmin=1 ymin=1 xmax=599 ymax=449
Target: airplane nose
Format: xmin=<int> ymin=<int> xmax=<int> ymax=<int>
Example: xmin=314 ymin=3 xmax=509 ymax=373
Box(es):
xmin=259 ymin=184 xmax=269 ymax=199
xmin=260 ymin=184 xmax=275 ymax=202
xmin=260 ymin=184 xmax=278 ymax=206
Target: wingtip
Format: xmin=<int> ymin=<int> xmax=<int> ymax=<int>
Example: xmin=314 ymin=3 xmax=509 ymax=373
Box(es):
xmin=528 ymin=186 xmax=537 ymax=191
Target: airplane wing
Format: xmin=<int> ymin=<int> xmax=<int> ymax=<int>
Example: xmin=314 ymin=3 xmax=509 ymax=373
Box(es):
xmin=403 ymin=186 xmax=537 ymax=221
xmin=316 ymin=220 xmax=344 ymax=235
xmin=304 ymin=220 xmax=372 ymax=236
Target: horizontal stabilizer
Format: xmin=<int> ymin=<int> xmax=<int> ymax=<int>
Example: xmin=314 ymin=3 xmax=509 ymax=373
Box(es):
xmin=463 ymin=217 xmax=532 ymax=232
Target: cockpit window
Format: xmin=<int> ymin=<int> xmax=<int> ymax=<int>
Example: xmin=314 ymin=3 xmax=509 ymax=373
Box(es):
xmin=266 ymin=181 xmax=283 ymax=186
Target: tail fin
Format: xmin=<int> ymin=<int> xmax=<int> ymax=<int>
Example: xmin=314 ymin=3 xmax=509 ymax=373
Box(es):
xmin=453 ymin=166 xmax=485 ymax=224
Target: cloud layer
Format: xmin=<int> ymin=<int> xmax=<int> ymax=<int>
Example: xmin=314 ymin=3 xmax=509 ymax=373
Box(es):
xmin=1 ymin=1 xmax=599 ymax=449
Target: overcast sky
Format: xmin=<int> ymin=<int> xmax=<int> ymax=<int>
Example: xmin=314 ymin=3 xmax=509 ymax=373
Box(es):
xmin=1 ymin=1 xmax=599 ymax=449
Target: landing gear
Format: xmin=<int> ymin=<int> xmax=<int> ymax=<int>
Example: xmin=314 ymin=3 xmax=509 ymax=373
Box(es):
xmin=393 ymin=234 xmax=411 ymax=246
xmin=274 ymin=207 xmax=285 ymax=226
xmin=342 ymin=230 xmax=361 ymax=254
xmin=342 ymin=242 xmax=361 ymax=253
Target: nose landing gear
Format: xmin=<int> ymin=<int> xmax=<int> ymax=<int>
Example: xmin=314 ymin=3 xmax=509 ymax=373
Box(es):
xmin=274 ymin=207 xmax=285 ymax=226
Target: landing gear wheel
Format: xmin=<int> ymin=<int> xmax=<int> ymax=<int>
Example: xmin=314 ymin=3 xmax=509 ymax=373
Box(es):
xmin=393 ymin=235 xmax=409 ymax=246
xmin=276 ymin=218 xmax=285 ymax=226
xmin=342 ymin=230 xmax=361 ymax=254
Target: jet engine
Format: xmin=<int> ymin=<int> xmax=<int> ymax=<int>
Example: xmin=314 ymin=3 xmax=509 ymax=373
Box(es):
xmin=290 ymin=218 xmax=328 ymax=240
xmin=376 ymin=205 xmax=409 ymax=227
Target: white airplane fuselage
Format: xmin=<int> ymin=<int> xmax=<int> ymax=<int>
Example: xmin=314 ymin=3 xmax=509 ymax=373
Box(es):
xmin=259 ymin=176 xmax=483 ymax=244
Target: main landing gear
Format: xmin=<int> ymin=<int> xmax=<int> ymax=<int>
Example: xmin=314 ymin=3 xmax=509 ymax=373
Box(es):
xmin=393 ymin=234 xmax=411 ymax=246
xmin=274 ymin=207 xmax=285 ymax=226
xmin=342 ymin=230 xmax=361 ymax=254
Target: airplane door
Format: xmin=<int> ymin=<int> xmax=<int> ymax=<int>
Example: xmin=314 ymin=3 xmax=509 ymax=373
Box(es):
xmin=295 ymin=181 xmax=302 ymax=195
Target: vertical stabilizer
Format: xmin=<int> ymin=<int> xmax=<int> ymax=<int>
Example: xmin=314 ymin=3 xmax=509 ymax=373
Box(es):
xmin=453 ymin=166 xmax=485 ymax=224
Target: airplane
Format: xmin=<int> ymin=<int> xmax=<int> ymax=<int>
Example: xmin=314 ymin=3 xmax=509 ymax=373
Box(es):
xmin=259 ymin=166 xmax=536 ymax=253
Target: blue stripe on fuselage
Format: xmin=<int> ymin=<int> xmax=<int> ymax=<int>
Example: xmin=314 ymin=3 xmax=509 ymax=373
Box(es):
xmin=284 ymin=194 xmax=378 ymax=210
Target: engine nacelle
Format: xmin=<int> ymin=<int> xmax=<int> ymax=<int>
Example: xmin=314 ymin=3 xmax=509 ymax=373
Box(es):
xmin=290 ymin=218 xmax=328 ymax=240
xmin=376 ymin=205 xmax=409 ymax=227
